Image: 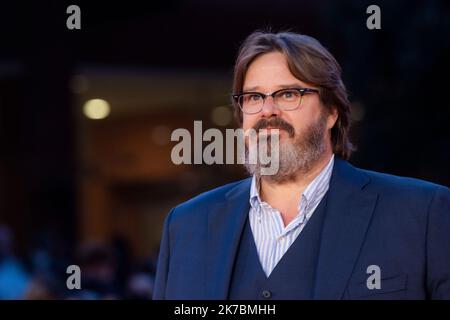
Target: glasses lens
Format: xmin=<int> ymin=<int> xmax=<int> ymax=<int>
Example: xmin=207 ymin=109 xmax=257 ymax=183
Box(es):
xmin=240 ymin=93 xmax=263 ymax=114
xmin=274 ymin=89 xmax=301 ymax=110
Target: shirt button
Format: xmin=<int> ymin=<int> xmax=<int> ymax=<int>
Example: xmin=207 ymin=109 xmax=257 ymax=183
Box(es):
xmin=261 ymin=290 xmax=272 ymax=299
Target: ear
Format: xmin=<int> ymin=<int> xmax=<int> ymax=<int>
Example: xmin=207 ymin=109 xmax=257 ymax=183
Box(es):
xmin=327 ymin=107 xmax=339 ymax=130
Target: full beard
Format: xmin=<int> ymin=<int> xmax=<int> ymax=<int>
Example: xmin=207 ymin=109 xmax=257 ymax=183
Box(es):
xmin=244 ymin=113 xmax=328 ymax=184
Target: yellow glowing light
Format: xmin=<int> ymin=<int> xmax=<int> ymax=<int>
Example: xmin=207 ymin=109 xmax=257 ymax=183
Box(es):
xmin=211 ymin=106 xmax=232 ymax=126
xmin=83 ymin=99 xmax=110 ymax=119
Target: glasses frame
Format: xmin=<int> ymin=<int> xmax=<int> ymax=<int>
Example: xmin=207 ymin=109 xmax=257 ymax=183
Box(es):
xmin=232 ymin=87 xmax=319 ymax=114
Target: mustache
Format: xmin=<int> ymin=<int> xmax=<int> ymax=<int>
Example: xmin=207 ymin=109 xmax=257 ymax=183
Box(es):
xmin=252 ymin=118 xmax=295 ymax=137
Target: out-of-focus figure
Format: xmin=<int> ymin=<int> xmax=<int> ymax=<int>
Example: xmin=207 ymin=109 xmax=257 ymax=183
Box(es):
xmin=0 ymin=224 xmax=31 ymax=299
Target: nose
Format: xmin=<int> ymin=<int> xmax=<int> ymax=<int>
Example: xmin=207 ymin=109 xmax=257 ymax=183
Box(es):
xmin=260 ymin=95 xmax=281 ymax=118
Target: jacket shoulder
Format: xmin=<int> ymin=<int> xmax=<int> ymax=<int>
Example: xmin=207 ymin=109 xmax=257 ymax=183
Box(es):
xmin=347 ymin=163 xmax=449 ymax=223
xmin=169 ymin=178 xmax=251 ymax=222
xmin=356 ymin=166 xmax=449 ymax=203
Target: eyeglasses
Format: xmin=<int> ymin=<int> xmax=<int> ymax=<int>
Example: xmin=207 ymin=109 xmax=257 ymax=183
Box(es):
xmin=232 ymin=87 xmax=319 ymax=114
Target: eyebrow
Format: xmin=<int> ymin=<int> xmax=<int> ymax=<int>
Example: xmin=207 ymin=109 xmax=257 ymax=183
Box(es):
xmin=242 ymin=83 xmax=305 ymax=92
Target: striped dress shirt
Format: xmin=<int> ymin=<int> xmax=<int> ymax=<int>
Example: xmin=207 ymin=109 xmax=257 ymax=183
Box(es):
xmin=249 ymin=154 xmax=335 ymax=277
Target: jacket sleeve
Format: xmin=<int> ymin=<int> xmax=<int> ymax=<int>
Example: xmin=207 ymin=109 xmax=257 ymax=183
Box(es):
xmin=152 ymin=208 xmax=175 ymax=300
xmin=426 ymin=186 xmax=450 ymax=299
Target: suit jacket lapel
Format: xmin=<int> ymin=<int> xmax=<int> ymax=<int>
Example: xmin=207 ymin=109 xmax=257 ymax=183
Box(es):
xmin=206 ymin=178 xmax=251 ymax=299
xmin=205 ymin=159 xmax=378 ymax=299
xmin=314 ymin=158 xmax=379 ymax=299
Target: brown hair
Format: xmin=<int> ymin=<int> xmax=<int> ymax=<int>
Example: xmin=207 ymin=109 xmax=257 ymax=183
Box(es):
xmin=232 ymin=31 xmax=355 ymax=160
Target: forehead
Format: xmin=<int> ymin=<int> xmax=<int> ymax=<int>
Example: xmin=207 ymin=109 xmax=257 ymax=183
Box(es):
xmin=243 ymin=51 xmax=307 ymax=91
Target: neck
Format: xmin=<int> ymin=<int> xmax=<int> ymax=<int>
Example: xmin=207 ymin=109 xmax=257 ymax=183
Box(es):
xmin=258 ymin=150 xmax=333 ymax=224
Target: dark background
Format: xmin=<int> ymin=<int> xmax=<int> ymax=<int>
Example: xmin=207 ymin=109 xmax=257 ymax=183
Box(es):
xmin=0 ymin=0 xmax=449 ymax=299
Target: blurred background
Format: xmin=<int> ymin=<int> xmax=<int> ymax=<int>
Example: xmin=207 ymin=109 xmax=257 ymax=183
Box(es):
xmin=0 ymin=0 xmax=449 ymax=299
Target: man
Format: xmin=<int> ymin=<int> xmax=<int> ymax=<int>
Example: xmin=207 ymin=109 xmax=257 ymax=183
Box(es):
xmin=153 ymin=31 xmax=450 ymax=299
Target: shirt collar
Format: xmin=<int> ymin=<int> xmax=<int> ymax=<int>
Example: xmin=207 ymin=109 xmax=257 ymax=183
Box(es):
xmin=249 ymin=154 xmax=335 ymax=212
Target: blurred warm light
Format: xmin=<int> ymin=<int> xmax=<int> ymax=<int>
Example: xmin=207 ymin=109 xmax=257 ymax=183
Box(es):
xmin=83 ymin=99 xmax=110 ymax=119
xmin=211 ymin=106 xmax=232 ymax=126
xmin=151 ymin=125 xmax=171 ymax=146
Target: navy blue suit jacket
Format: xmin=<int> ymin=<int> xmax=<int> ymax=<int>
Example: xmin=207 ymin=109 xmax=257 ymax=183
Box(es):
xmin=153 ymin=158 xmax=450 ymax=299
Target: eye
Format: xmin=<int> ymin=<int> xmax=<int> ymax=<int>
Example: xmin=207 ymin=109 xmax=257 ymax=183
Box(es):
xmin=282 ymin=90 xmax=295 ymax=98
xmin=242 ymin=94 xmax=262 ymax=105
xmin=279 ymin=90 xmax=300 ymax=101
xmin=249 ymin=94 xmax=262 ymax=101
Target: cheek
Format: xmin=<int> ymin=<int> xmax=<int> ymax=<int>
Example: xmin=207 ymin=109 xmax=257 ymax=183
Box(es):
xmin=242 ymin=114 xmax=258 ymax=131
xmin=290 ymin=106 xmax=320 ymax=133
xmin=282 ymin=113 xmax=302 ymax=134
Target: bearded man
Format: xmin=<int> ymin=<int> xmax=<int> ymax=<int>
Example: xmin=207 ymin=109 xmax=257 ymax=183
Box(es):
xmin=153 ymin=31 xmax=450 ymax=300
